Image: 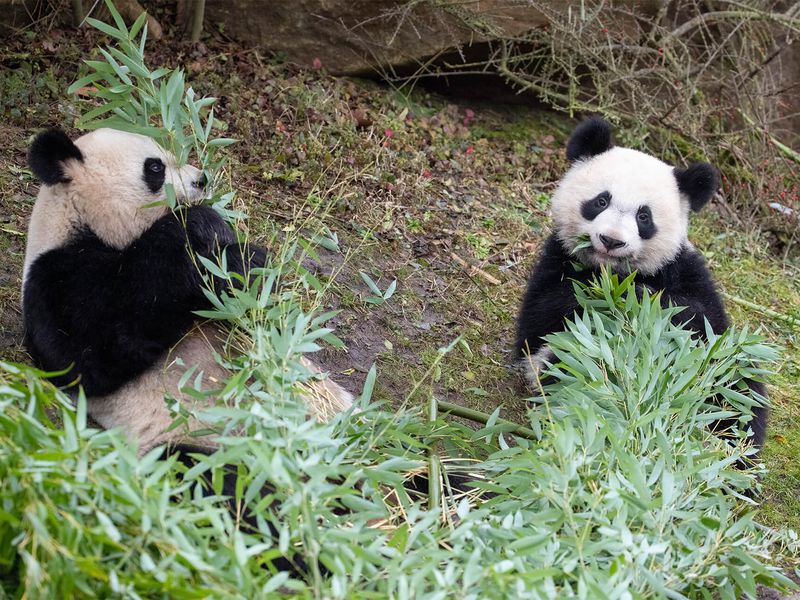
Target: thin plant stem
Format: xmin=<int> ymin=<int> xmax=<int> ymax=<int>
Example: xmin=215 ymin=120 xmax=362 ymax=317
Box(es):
xmin=427 ymin=393 xmax=441 ymax=513
xmin=437 ymin=400 xmax=538 ymax=440
xmin=721 ymin=291 xmax=800 ymax=329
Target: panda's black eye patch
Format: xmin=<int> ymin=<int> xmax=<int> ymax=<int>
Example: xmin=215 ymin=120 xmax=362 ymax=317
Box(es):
xmin=143 ymin=158 xmax=166 ymax=193
xmin=580 ymin=191 xmax=611 ymax=221
xmin=637 ymin=206 xmax=657 ymax=239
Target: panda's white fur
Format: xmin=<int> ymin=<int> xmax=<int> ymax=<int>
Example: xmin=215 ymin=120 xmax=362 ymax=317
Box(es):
xmin=550 ymin=147 xmax=689 ymax=276
xmin=89 ymin=322 xmax=228 ymax=449
xmin=515 ymin=117 xmax=768 ymax=450
xmin=23 ymin=128 xmax=204 ymax=282
xmin=86 ymin=322 xmax=351 ymax=450
xmin=23 ymin=128 xmax=353 ymax=454
xmin=519 ymin=345 xmax=555 ymax=390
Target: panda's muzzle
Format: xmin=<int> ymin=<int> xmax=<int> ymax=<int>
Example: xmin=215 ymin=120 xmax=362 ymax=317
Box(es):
xmin=598 ymin=234 xmax=626 ymax=251
xmin=177 ymin=165 xmax=208 ymax=204
xmin=192 ymin=173 xmax=207 ymax=191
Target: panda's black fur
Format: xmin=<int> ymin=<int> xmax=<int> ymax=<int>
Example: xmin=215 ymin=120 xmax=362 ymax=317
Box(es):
xmin=20 ymin=127 xmax=441 ymax=575
xmin=28 ymin=128 xmax=85 ymax=185
xmin=515 ymin=237 xmax=730 ymax=354
xmin=24 ymin=203 xmax=265 ymax=396
xmin=515 ymin=117 xmax=767 ymax=449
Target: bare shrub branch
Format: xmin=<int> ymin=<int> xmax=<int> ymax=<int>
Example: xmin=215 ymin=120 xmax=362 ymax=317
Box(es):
xmin=351 ymin=0 xmax=800 ymax=246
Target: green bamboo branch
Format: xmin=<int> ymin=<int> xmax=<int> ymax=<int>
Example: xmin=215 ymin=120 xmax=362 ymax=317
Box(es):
xmin=437 ymin=400 xmax=538 ymax=440
xmin=427 ymin=393 xmax=441 ymax=513
xmin=721 ymin=291 xmax=800 ymax=329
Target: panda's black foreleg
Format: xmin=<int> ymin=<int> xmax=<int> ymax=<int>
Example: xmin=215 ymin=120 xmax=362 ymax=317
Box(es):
xmin=651 ymin=249 xmax=730 ymax=336
xmin=515 ymin=236 xmax=583 ymax=377
xmin=216 ymin=244 xmax=269 ymax=288
xmin=744 ymin=380 xmax=768 ymax=449
xmin=122 ymin=208 xmax=218 ymax=309
xmin=707 ymin=377 xmax=768 ymax=455
xmin=180 ymin=205 xmax=270 ymax=292
xmin=650 ymin=257 xmax=768 ymax=460
xmin=120 ymin=206 xmax=266 ymax=330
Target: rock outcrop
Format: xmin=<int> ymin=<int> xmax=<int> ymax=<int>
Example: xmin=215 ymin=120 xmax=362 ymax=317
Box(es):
xmin=205 ymin=0 xmax=550 ymax=75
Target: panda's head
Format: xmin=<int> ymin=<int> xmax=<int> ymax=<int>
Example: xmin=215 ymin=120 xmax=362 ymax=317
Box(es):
xmin=550 ymin=117 xmax=719 ymax=275
xmin=26 ymin=128 xmax=205 ymax=256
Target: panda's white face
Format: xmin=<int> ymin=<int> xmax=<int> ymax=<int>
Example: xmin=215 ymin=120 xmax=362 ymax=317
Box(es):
xmin=24 ymin=128 xmax=205 ymax=283
xmin=67 ymin=129 xmax=205 ymax=248
xmin=551 ymin=147 xmax=689 ymax=276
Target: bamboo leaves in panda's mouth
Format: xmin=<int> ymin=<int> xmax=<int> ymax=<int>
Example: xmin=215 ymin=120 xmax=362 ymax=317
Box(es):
xmin=68 ymin=0 xmax=235 ymax=214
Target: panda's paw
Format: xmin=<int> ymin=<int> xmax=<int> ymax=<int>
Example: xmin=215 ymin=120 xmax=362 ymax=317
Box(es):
xmin=633 ymin=282 xmax=657 ymax=303
xmin=216 ymin=244 xmax=269 ymax=284
xmin=517 ymin=346 xmax=556 ymax=393
xmin=185 ymin=205 xmax=237 ymax=252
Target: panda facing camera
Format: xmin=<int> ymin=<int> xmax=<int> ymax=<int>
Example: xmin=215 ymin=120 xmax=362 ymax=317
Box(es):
xmin=515 ymin=116 xmax=767 ymax=449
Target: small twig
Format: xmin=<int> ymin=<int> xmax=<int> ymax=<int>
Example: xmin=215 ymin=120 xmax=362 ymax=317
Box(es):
xmin=437 ymin=400 xmax=537 ymax=440
xmin=71 ymin=0 xmax=84 ymax=27
xmin=449 ymin=252 xmax=501 ymax=285
xmin=721 ymin=291 xmax=800 ymax=329
xmin=744 ymin=39 xmax=793 ymax=81
xmin=741 ymin=111 xmax=800 ymax=164
xmin=662 ymin=9 xmax=800 ymax=45
xmin=190 ymin=0 xmax=205 ymax=42
xmin=711 ymin=191 xmax=744 ymax=228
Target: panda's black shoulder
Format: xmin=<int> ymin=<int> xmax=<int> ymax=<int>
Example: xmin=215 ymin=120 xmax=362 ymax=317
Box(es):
xmin=25 ymin=228 xmax=115 ymax=288
xmin=643 ymin=243 xmax=729 ymax=334
xmin=657 ymin=244 xmax=715 ymax=282
xmin=642 ymin=244 xmax=717 ymax=297
xmin=23 ymin=228 xmax=120 ymax=325
xmin=535 ymin=234 xmax=596 ymax=283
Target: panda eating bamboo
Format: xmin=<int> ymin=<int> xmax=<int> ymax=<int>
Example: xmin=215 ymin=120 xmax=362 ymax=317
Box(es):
xmin=515 ymin=117 xmax=768 ymax=450
xmin=22 ymin=127 xmax=354 ymax=454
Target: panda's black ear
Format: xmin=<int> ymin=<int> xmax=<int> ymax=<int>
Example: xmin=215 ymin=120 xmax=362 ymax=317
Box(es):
xmin=566 ymin=116 xmax=614 ymax=162
xmin=28 ymin=129 xmax=84 ymax=185
xmin=674 ymin=162 xmax=719 ymax=212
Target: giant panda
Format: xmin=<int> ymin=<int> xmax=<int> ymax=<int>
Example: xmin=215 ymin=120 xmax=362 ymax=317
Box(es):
xmin=515 ymin=116 xmax=767 ymax=449
xmin=22 ymin=127 xmax=354 ymax=455
xmin=21 ymin=128 xmax=484 ymax=576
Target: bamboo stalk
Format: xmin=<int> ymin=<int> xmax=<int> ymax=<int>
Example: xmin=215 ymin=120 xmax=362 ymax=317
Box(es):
xmin=721 ymin=291 xmax=800 ymax=329
xmin=71 ymin=0 xmax=83 ymax=26
xmin=437 ymin=400 xmax=538 ymax=440
xmin=449 ymin=252 xmax=501 ymax=286
xmin=427 ymin=394 xmax=441 ymax=513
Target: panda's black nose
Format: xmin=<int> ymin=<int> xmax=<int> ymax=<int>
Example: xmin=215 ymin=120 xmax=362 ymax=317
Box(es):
xmin=599 ymin=234 xmax=626 ymax=251
xmin=193 ymin=173 xmax=208 ymax=190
